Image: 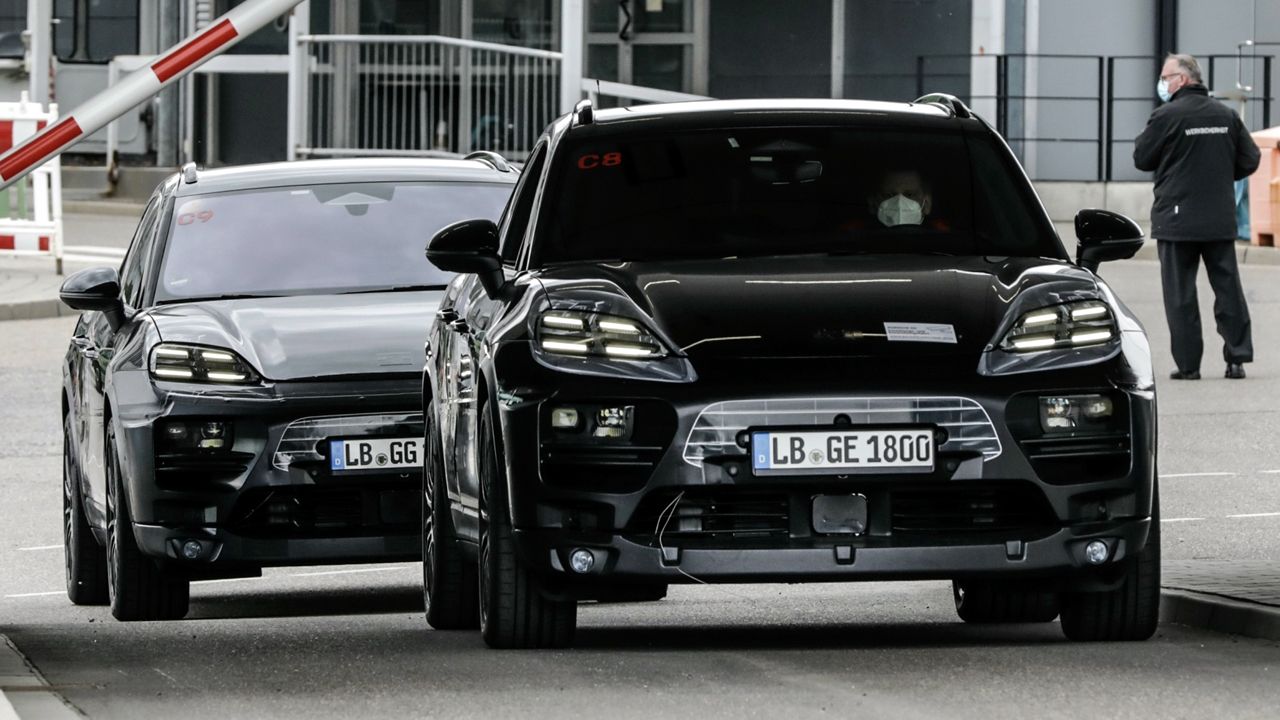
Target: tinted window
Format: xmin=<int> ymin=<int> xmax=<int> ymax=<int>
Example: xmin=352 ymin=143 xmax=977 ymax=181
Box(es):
xmin=119 ymin=196 xmax=161 ymax=309
xmin=499 ymin=143 xmax=546 ymax=263
xmin=156 ymin=182 xmax=510 ymax=301
xmin=538 ymin=126 xmax=1060 ymax=264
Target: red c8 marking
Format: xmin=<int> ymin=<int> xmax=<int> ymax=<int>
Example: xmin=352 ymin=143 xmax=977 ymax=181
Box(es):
xmin=577 ymin=152 xmax=622 ymax=170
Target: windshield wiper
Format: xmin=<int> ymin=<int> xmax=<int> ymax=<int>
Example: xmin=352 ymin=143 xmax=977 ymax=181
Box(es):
xmin=337 ymin=284 xmax=450 ymax=295
xmin=157 ymin=293 xmax=285 ymax=304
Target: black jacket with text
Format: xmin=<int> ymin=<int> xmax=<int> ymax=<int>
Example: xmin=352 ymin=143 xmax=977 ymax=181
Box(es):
xmin=1133 ymin=85 xmax=1260 ymax=241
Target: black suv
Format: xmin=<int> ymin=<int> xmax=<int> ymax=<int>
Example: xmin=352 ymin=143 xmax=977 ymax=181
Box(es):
xmin=422 ymin=96 xmax=1156 ymax=648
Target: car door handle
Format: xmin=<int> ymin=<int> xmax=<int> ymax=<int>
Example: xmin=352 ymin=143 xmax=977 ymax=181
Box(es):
xmin=436 ymin=308 xmax=458 ymax=324
xmin=448 ymin=318 xmax=470 ymax=334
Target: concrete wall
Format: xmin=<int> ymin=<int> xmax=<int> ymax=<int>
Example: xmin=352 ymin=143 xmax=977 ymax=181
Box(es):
xmin=1035 ymin=181 xmax=1154 ymax=242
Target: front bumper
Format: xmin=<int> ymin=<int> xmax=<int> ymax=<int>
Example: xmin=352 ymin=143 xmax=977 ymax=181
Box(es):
xmin=113 ymin=374 xmax=424 ymax=571
xmin=492 ymin=351 xmax=1156 ymax=592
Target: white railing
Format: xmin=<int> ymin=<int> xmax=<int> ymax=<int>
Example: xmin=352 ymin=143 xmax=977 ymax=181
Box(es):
xmin=0 ymin=93 xmax=63 ymax=274
xmin=294 ymin=35 xmax=563 ymax=161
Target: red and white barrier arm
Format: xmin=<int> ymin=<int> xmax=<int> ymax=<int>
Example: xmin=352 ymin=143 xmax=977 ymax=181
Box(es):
xmin=0 ymin=0 xmax=305 ymax=190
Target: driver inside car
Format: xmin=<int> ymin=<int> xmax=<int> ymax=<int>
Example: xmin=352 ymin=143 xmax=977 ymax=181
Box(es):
xmin=869 ymin=169 xmax=934 ymax=227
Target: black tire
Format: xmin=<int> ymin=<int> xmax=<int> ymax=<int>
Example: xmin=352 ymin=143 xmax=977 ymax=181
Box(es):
xmin=1059 ymin=487 xmax=1161 ymax=642
xmin=423 ymin=400 xmax=479 ymax=630
xmin=63 ymin=414 xmax=108 ymax=606
xmin=477 ymin=400 xmax=576 ymax=649
xmin=106 ymin=423 xmax=190 ymax=621
xmin=953 ymin=580 xmax=1059 ymax=624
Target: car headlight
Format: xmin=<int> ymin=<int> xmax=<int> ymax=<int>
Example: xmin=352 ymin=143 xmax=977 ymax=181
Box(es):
xmin=1000 ymin=300 xmax=1116 ymax=353
xmin=537 ymin=310 xmax=668 ymax=360
xmin=150 ymin=343 xmax=259 ymax=384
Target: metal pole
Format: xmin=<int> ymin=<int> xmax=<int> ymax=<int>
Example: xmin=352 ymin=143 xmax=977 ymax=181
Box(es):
xmin=0 ymin=0 xmax=308 ymax=189
xmin=830 ymin=0 xmax=845 ymax=99
xmin=286 ymin=0 xmax=310 ymax=161
xmin=1096 ymin=56 xmax=1104 ymax=182
xmin=559 ymin=0 xmax=584 ymax=113
xmin=916 ymin=55 xmax=924 ymax=98
xmin=1105 ymin=57 xmax=1115 ymax=182
xmin=26 ymin=0 xmax=52 ymax=105
xmin=1265 ymin=56 xmax=1273 ymax=129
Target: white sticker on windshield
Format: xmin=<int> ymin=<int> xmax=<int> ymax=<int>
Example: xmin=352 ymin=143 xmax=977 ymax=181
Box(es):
xmin=883 ymin=322 xmax=957 ymax=344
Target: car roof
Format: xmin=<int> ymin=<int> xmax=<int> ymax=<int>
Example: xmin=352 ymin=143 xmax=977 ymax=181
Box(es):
xmin=171 ymin=157 xmax=518 ymax=197
xmin=567 ymin=98 xmax=971 ymax=137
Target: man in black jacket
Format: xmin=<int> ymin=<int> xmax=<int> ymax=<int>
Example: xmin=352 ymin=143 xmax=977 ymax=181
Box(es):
xmin=1134 ymin=53 xmax=1260 ymax=380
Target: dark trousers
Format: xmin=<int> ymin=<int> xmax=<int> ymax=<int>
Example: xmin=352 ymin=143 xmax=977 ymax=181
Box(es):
xmin=1157 ymin=239 xmax=1253 ymax=372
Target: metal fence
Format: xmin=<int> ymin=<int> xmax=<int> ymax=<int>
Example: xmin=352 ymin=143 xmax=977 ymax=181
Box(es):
xmin=916 ymin=53 xmax=1275 ymax=181
xmin=295 ymin=35 xmax=562 ymax=161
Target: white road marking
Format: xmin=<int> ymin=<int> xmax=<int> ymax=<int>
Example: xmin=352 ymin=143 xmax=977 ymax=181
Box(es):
xmin=1262 ymin=469 xmax=1280 ymax=474
xmin=1226 ymin=512 xmax=1280 ymax=519
xmin=18 ymin=544 xmax=61 ymax=551
xmin=290 ymin=566 xmax=410 ymax=578
xmin=192 ymin=576 xmax=265 ymax=585
xmin=1159 ymin=472 xmax=1237 ymax=478
xmin=4 ymin=591 xmax=63 ymax=599
xmin=1161 ymin=517 xmax=1204 ymax=523
xmin=153 ymin=668 xmax=181 ymax=686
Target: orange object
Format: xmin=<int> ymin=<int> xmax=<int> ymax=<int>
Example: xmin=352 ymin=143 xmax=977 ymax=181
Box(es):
xmin=1249 ymin=126 xmax=1280 ymax=246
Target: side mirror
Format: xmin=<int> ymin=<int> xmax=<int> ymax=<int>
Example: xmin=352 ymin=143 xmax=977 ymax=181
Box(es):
xmin=426 ymin=219 xmax=506 ymax=298
xmin=60 ymin=266 xmax=124 ymax=329
xmin=1075 ymin=208 xmax=1144 ymax=273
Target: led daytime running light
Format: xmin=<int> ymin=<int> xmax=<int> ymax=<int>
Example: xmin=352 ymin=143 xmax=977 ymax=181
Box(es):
xmin=537 ymin=309 xmax=666 ymax=360
xmin=150 ymin=343 xmax=258 ymax=384
xmin=1002 ymin=300 xmax=1116 ymax=353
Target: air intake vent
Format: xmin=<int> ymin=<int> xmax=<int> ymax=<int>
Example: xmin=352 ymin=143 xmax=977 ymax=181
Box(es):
xmin=890 ymin=482 xmax=1056 ymax=535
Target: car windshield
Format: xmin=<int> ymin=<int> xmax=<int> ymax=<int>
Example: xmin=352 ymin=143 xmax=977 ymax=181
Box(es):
xmin=156 ymin=181 xmax=511 ymax=301
xmin=538 ymin=125 xmax=1062 ymax=264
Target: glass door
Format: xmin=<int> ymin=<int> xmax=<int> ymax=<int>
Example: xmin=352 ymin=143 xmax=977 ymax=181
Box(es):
xmin=586 ymin=0 xmax=708 ymax=95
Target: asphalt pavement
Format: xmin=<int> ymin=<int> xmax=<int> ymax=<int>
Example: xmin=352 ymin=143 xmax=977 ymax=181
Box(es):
xmin=3 ymin=239 xmax=1280 ymax=717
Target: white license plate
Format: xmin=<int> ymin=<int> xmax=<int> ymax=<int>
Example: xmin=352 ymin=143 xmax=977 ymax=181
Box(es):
xmin=329 ymin=437 xmax=422 ymax=472
xmin=751 ymin=427 xmax=935 ymax=476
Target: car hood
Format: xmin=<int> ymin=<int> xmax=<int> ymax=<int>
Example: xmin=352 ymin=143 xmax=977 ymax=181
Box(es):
xmin=148 ymin=291 xmax=442 ymax=381
xmin=538 ymin=255 xmax=1097 ymax=361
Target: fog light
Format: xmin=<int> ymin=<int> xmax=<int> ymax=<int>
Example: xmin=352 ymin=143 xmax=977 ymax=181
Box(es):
xmin=568 ymin=548 xmax=595 ymax=574
xmin=593 ymin=406 xmax=634 ymax=439
xmin=1085 ymin=540 xmax=1109 ymax=565
xmin=164 ymin=423 xmax=189 ymax=441
xmin=182 ymin=540 xmax=203 ymax=560
xmin=199 ymin=421 xmax=228 ymax=449
xmin=1040 ymin=394 xmax=1114 ymax=432
xmin=550 ymin=407 xmax=581 ymax=431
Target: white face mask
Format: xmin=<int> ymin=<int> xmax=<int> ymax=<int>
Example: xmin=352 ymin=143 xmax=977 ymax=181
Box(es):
xmin=1157 ymin=78 xmax=1173 ymax=103
xmin=877 ymin=194 xmax=924 ymax=227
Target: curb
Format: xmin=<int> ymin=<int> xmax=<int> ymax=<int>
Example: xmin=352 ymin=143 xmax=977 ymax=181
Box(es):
xmin=1160 ymin=588 xmax=1280 ymax=642
xmin=0 ymin=635 xmax=80 ymax=720
xmin=63 ymin=199 xmax=147 ymax=217
xmin=0 ymin=300 xmax=79 ymax=323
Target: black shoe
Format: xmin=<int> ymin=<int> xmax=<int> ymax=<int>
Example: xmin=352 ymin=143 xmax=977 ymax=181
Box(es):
xmin=1225 ymin=363 xmax=1246 ymax=379
xmin=1169 ymin=370 xmax=1201 ymax=380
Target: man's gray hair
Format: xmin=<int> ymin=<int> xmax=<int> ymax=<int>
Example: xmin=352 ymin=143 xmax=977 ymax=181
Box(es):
xmin=1167 ymin=53 xmax=1204 ymax=84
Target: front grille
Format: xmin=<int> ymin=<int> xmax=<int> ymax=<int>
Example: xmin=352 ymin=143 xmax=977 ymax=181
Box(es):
xmin=890 ymin=482 xmax=1056 ymax=535
xmin=155 ymin=451 xmax=256 ymax=485
xmin=540 ymin=444 xmax=664 ymax=492
xmin=1019 ymin=432 xmax=1132 ymax=484
xmin=683 ymin=396 xmax=1001 ymax=466
xmin=627 ymin=490 xmax=790 ymax=543
xmin=273 ymin=413 xmax=423 ymax=470
xmin=625 ymin=482 xmax=1057 ymax=548
xmin=228 ymin=484 xmax=418 ymax=537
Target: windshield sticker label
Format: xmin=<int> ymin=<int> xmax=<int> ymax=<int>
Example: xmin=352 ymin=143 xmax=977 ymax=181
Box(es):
xmin=176 ymin=210 xmax=214 ymax=225
xmin=883 ymin=322 xmax=957 ymax=344
xmin=577 ymin=152 xmax=622 ymax=170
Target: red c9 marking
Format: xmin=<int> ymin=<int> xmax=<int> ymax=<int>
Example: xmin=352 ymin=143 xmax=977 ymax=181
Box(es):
xmin=177 ymin=210 xmax=214 ymax=225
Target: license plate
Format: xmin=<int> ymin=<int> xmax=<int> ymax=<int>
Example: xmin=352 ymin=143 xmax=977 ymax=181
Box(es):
xmin=329 ymin=437 xmax=422 ymax=472
xmin=751 ymin=427 xmax=934 ymax=476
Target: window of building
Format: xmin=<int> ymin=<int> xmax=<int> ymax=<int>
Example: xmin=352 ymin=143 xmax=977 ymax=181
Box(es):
xmin=53 ymin=0 xmax=140 ymax=63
